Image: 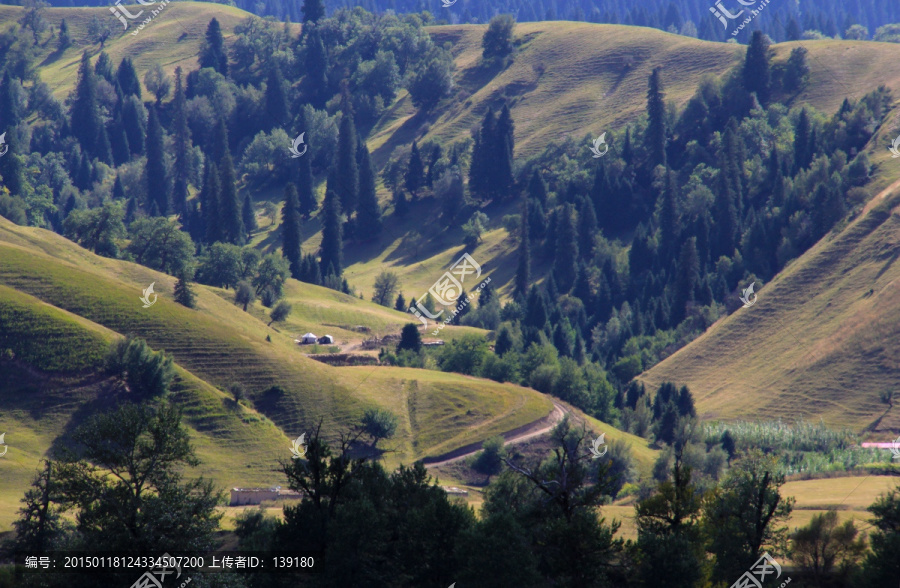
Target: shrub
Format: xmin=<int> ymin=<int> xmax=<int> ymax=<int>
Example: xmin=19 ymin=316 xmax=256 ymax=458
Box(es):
xmin=106 ymin=336 xmax=174 ymax=398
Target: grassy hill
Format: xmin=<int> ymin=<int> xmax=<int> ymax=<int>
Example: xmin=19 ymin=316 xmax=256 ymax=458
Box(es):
xmin=640 ymin=180 xmax=900 ymax=433
xmin=0 ymin=214 xmax=558 ymax=531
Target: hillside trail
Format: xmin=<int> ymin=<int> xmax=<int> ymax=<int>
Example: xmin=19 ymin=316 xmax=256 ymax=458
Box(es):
xmin=862 ymin=176 xmax=900 ymax=215
xmin=424 ymin=401 xmax=571 ymax=468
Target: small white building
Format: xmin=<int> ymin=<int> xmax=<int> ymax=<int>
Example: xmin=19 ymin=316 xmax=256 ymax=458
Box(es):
xmin=300 ymin=333 xmax=317 ymax=344
xmin=318 ymin=334 xmax=334 ymax=344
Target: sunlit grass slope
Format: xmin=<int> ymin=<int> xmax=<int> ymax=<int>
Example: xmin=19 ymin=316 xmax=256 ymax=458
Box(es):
xmin=640 ymin=186 xmax=900 ymax=433
xmin=0 ymin=216 xmax=557 ymax=530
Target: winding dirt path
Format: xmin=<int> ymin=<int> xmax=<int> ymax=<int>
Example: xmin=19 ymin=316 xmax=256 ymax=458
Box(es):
xmin=423 ymin=401 xmax=571 ymax=468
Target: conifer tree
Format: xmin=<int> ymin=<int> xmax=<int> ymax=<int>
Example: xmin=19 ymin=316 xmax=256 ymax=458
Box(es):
xmin=577 ymin=198 xmax=598 ymax=261
xmin=645 ymin=66 xmax=667 ymax=170
xmin=94 ymin=51 xmax=114 ymax=84
xmin=673 ymin=237 xmax=699 ymax=324
xmin=174 ymin=272 xmax=196 ymax=308
xmin=319 ymin=189 xmax=342 ymax=278
xmin=515 ymin=198 xmax=531 ymax=298
xmin=218 ymin=151 xmax=244 ymax=244
xmin=200 ymin=161 xmax=221 ymax=244
xmin=553 ymin=203 xmax=579 ymax=293
xmin=295 ymin=111 xmax=316 ymax=218
xmin=109 ymin=106 xmax=130 ymax=166
xmin=468 ymin=109 xmax=495 ymax=200
xmin=116 ymin=57 xmax=141 ymax=99
xmin=527 ymin=168 xmax=547 ymax=206
xmin=793 ymin=108 xmax=812 ymax=173
xmin=242 ymin=194 xmax=257 ymax=234
xmin=713 ymin=158 xmax=738 ymax=260
xmin=122 ymin=96 xmax=145 ymax=156
xmin=394 ymin=293 xmax=406 ymax=311
xmin=404 ymin=140 xmax=425 ymax=197
xmin=264 ymin=63 xmax=289 ymax=129
xmin=302 ymin=0 xmax=325 ymax=23
xmin=281 ymin=183 xmax=302 ymax=279
xmin=425 ymin=144 xmax=442 ymax=188
xmin=200 ymin=18 xmax=228 ymax=75
xmin=493 ymin=103 xmax=515 ymax=200
xmin=356 ymin=143 xmax=382 ymax=237
xmin=334 ymin=113 xmax=358 ymax=214
xmin=742 ymin=31 xmax=771 ymax=106
xmin=172 ymin=67 xmax=191 ymax=216
xmin=71 ymin=52 xmax=105 ymax=160
xmin=145 ymin=106 xmax=169 ymax=216
xmin=211 ymin=117 xmax=229 ymax=164
xmin=658 ymin=168 xmax=679 ymax=257
xmin=113 ymin=175 xmax=126 ymax=199
xmin=303 ymin=27 xmax=329 ymax=108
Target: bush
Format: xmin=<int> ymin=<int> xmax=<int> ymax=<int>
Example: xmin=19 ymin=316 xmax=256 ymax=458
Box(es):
xmin=472 ymin=435 xmax=506 ymax=476
xmin=106 ymin=335 xmax=174 ymax=398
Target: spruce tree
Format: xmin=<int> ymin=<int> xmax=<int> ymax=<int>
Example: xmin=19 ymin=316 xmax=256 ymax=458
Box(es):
xmin=394 ymin=293 xmax=406 ymax=311
xmin=673 ymin=237 xmax=699 ymax=324
xmin=493 ymin=103 xmax=515 ymax=201
xmin=94 ymin=51 xmax=114 ymax=84
xmin=172 ymin=67 xmax=191 ymax=216
xmin=303 ymin=27 xmax=329 ymax=108
xmin=793 ymin=109 xmax=811 ymax=173
xmin=742 ymin=31 xmax=771 ymax=106
xmin=553 ymin=203 xmax=579 ymax=293
xmin=201 ymin=161 xmax=221 ymax=244
xmin=319 ymin=190 xmax=343 ymax=278
xmin=122 ymin=96 xmax=145 ymax=156
xmin=577 ymin=198 xmax=598 ymax=261
xmin=264 ymin=63 xmax=289 ymax=129
xmin=70 ymin=52 xmax=104 ymax=159
xmin=713 ymin=158 xmax=738 ymax=259
xmin=281 ymin=183 xmax=302 ymax=279
xmin=301 ymin=0 xmax=325 ymax=23
xmin=145 ymin=106 xmax=169 ymax=216
xmin=116 ymin=57 xmax=141 ymax=99
xmin=334 ymin=113 xmax=358 ymax=214
xmin=404 ymin=140 xmax=425 ymax=197
xmin=242 ymin=194 xmax=257 ymax=234
xmin=527 ymin=169 xmax=547 ymax=206
xmin=515 ymin=198 xmax=531 ymax=298
xmin=356 ymin=143 xmax=382 ymax=238
xmin=295 ymin=111 xmax=316 ymax=218
xmin=468 ymin=109 xmax=495 ymax=200
xmin=113 ymin=175 xmax=126 ymax=199
xmin=174 ymin=272 xmax=197 ymax=308
xmin=218 ymin=151 xmax=244 ymax=244
xmin=658 ymin=168 xmax=679 ymax=257
xmin=645 ymin=66 xmax=667 ymax=170
xmin=200 ymin=18 xmax=228 ymax=75
xmin=425 ymin=144 xmax=442 ymax=187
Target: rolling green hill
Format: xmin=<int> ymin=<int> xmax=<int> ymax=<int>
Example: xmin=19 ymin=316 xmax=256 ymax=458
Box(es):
xmin=0 ymin=214 xmax=561 ymax=531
